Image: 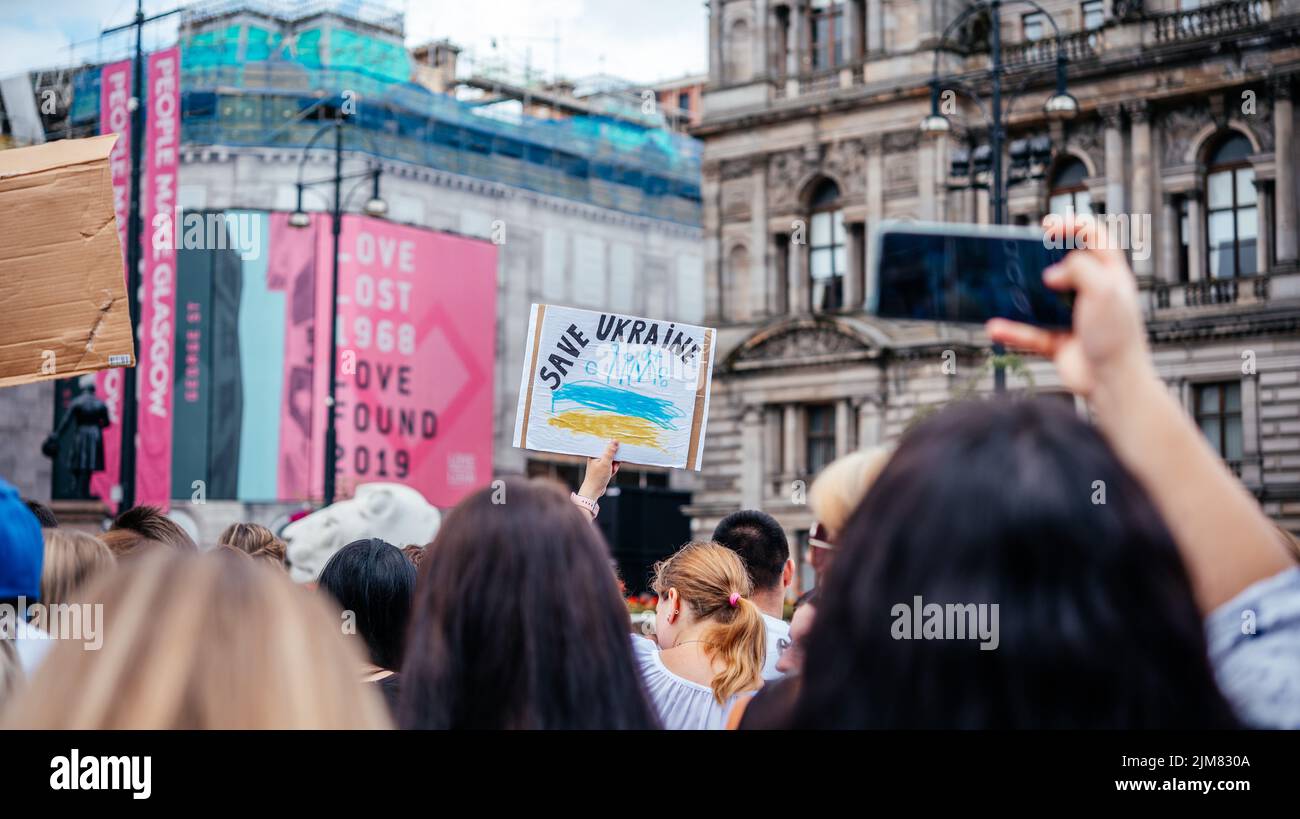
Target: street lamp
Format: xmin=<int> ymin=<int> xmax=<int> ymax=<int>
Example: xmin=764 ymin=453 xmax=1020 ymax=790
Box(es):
xmin=287 ymin=110 xmax=386 ymax=507
xmin=921 ymin=0 xmax=1076 ymax=391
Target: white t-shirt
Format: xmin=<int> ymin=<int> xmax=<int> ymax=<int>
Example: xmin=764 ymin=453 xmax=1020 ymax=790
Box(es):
xmin=761 ymin=612 xmax=791 ymax=681
xmin=631 ymin=635 xmax=741 ymax=730
xmin=10 ymin=619 xmax=52 ymax=676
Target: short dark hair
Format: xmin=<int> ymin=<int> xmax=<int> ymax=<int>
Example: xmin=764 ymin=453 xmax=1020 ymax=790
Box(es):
xmin=792 ymin=398 xmax=1238 ymax=729
xmin=711 ymin=510 xmax=789 ymax=591
xmin=110 ymin=506 xmax=198 ymax=552
xmin=23 ymin=499 xmax=58 ymax=528
xmin=317 ymin=538 xmax=416 ymax=671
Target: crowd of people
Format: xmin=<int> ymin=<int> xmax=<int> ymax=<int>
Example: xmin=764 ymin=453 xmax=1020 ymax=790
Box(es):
xmin=2 ymin=217 xmax=1299 ymax=729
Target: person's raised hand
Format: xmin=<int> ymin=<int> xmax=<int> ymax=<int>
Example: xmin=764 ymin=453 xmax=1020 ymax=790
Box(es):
xmin=579 ymin=440 xmax=621 ymax=502
xmin=986 ymin=214 xmax=1154 ymax=400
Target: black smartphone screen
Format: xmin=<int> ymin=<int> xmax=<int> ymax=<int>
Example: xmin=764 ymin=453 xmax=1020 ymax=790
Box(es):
xmin=873 ymin=229 xmax=1073 ymax=328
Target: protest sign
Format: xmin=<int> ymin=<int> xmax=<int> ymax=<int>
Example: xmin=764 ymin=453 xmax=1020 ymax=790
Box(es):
xmin=0 ymin=135 xmax=134 ymax=389
xmin=513 ymin=305 xmax=715 ymax=470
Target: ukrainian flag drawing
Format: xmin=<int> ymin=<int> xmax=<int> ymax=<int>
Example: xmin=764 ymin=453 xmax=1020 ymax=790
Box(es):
xmin=547 ymin=380 xmax=685 ymax=452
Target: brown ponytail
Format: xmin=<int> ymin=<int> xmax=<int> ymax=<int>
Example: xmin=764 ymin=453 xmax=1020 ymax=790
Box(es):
xmin=652 ymin=541 xmax=767 ymax=703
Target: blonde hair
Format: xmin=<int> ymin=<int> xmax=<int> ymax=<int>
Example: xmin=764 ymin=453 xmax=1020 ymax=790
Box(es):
xmin=1 ymin=551 xmax=391 ymax=729
xmin=808 ymin=445 xmax=892 ymax=541
xmin=652 ymin=541 xmax=765 ymax=704
xmin=218 ymin=522 xmax=287 ymax=568
xmin=0 ymin=639 xmax=20 ymax=712
xmin=33 ymin=529 xmax=115 ymax=630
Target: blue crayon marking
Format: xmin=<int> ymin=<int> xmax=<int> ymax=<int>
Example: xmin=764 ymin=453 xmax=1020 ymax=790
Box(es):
xmin=551 ymin=380 xmax=684 ymax=430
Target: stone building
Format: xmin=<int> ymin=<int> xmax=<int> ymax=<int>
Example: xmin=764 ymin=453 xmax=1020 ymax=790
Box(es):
xmin=687 ymin=0 xmax=1300 ymax=593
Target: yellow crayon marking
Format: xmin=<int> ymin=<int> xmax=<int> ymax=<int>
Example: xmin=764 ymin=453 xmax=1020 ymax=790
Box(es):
xmin=548 ymin=410 xmax=665 ymax=451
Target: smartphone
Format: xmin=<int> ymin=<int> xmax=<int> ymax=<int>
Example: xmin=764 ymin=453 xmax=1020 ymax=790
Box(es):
xmin=869 ymin=221 xmax=1073 ymax=329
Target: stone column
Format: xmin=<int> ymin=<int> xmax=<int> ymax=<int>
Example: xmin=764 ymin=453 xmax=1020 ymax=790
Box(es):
xmin=740 ymin=407 xmax=764 ymax=508
xmin=751 ymin=164 xmax=769 ymax=317
xmin=863 ymin=137 xmax=884 ymax=307
xmin=844 ymin=223 xmax=864 ymax=310
xmin=1186 ymin=189 xmax=1205 ymax=281
xmin=764 ymin=407 xmax=782 ymax=490
xmin=866 ymin=0 xmax=884 ymax=53
xmin=1127 ymin=101 xmax=1154 ymax=278
xmin=787 ymin=0 xmax=806 ymax=90
xmin=709 ymin=0 xmax=724 ymax=85
xmin=770 ymin=232 xmax=786 ymax=314
xmin=754 ymin=0 xmax=770 ymax=81
xmin=1160 ymin=192 xmax=1180 ymax=283
xmin=835 ymin=399 xmax=853 ymax=457
xmin=788 ymin=228 xmax=809 ymax=313
xmin=703 ymin=164 xmax=724 ymax=321
xmin=1256 ymin=179 xmax=1274 ymax=273
xmin=1102 ymin=105 xmax=1126 ymax=217
xmin=782 ymin=403 xmax=801 ymax=477
xmin=856 ymin=399 xmax=881 ymax=446
xmin=1273 ymin=78 xmax=1297 ymax=266
xmin=844 ymin=0 xmax=862 ymax=63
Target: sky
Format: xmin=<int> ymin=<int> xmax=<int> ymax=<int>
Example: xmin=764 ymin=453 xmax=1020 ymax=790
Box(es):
xmin=0 ymin=0 xmax=708 ymax=85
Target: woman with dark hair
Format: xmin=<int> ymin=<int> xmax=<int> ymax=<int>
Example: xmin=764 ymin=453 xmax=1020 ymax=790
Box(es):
xmin=399 ymin=477 xmax=660 ymax=730
xmin=791 ymin=397 xmax=1239 ymax=729
xmin=317 ymin=538 xmax=416 ymax=715
xmin=786 ymin=214 xmax=1300 ymax=728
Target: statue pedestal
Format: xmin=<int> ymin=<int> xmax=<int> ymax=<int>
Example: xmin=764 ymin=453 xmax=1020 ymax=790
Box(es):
xmin=48 ymin=499 xmax=112 ymax=534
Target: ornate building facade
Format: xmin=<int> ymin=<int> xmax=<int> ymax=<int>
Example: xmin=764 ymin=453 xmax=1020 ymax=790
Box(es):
xmin=687 ymin=0 xmax=1300 ymax=592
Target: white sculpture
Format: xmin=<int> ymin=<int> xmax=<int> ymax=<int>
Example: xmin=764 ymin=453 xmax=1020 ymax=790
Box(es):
xmin=282 ymin=483 xmax=441 ymax=584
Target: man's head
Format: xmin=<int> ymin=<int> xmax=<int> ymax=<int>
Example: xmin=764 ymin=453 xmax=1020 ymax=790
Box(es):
xmin=711 ymin=510 xmax=792 ymax=594
xmin=105 ymin=506 xmax=199 ymax=558
xmin=23 ymin=499 xmax=58 ymax=529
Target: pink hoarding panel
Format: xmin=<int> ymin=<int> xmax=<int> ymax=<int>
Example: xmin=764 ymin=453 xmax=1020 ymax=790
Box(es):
xmin=268 ymin=212 xmax=321 ymax=502
xmin=309 ymin=216 xmax=497 ymax=507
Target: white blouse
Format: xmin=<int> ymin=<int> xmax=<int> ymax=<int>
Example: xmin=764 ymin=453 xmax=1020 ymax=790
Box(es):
xmin=631 ymin=634 xmax=741 ymax=730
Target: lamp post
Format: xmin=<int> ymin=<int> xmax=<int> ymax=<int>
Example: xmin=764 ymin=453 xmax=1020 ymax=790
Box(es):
xmin=287 ymin=109 xmax=387 ymax=507
xmin=920 ymin=0 xmax=1079 ymax=391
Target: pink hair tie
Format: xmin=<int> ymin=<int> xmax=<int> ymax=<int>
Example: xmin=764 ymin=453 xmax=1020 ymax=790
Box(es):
xmin=728 ymin=592 xmax=740 ymax=607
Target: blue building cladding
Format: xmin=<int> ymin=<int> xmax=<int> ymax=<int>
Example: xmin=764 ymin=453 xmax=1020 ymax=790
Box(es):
xmin=175 ymin=71 xmax=702 ymax=226
xmin=61 ymin=1 xmax=701 ymax=225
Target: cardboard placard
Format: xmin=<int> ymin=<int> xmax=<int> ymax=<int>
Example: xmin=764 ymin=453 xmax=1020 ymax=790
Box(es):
xmin=0 ymin=134 xmax=135 ymax=389
xmin=512 ymin=304 xmax=715 ymax=470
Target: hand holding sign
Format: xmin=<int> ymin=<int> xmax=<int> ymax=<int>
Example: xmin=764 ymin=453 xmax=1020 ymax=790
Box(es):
xmin=512 ymin=305 xmax=716 ymax=470
xmin=579 ymin=440 xmax=621 ymax=502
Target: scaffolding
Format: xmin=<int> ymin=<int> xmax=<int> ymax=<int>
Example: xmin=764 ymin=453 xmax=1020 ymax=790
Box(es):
xmin=20 ymin=0 xmax=702 ymax=225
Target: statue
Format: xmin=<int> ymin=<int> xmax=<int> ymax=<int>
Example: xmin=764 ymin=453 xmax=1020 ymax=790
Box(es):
xmin=281 ymin=483 xmax=441 ymax=584
xmin=42 ymin=375 xmax=110 ymax=501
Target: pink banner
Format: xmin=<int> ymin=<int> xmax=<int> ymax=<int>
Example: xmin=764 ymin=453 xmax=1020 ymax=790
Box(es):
xmin=311 ymin=215 xmax=497 ymax=507
xmin=136 ymin=46 xmax=180 ymax=510
xmin=92 ymin=59 xmax=133 ymax=511
xmin=269 ymin=212 xmax=321 ymax=501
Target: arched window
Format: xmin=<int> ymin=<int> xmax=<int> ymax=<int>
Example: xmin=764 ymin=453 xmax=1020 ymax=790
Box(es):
xmin=1048 ymin=158 xmax=1091 ymax=216
xmin=1206 ymin=133 xmax=1257 ymax=278
xmin=809 ymin=179 xmax=844 ymax=312
xmin=726 ymin=244 xmax=752 ymax=321
xmin=725 ymin=19 xmax=753 ymax=83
